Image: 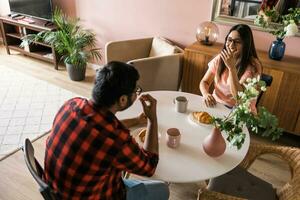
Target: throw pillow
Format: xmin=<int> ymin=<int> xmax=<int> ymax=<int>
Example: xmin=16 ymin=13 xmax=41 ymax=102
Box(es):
xmin=149 ymin=37 xmax=177 ymax=57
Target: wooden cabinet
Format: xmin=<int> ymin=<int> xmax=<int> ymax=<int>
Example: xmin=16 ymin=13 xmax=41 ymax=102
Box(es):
xmin=0 ymin=16 xmax=59 ymax=69
xmin=182 ymin=42 xmax=300 ymax=135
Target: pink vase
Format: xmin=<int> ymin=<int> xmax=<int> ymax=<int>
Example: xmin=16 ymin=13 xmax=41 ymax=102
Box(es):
xmin=202 ymin=127 xmax=226 ymax=157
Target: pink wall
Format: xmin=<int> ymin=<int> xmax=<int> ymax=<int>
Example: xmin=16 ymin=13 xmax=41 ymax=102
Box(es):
xmin=1 ymin=0 xmax=299 ymax=60
xmin=0 ymin=0 xmax=300 ymax=57
xmin=52 ymin=0 xmax=76 ymax=17
xmin=72 ymin=0 xmax=212 ymax=63
xmin=68 ymin=0 xmax=300 ymax=63
xmin=73 ymin=0 xmax=212 ymax=58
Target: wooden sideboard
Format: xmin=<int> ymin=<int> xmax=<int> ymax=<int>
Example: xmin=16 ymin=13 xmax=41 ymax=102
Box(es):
xmin=182 ymin=42 xmax=300 ymax=135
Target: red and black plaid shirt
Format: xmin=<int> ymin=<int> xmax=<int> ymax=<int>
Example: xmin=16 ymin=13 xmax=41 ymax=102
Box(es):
xmin=44 ymin=97 xmax=159 ymax=200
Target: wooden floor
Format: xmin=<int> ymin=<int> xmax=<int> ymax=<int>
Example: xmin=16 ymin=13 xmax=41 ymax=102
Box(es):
xmin=0 ymin=45 xmax=294 ymax=200
xmin=0 ymin=46 xmax=95 ymax=98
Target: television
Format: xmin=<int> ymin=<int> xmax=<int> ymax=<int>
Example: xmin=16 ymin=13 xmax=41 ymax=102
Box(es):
xmin=9 ymin=0 xmax=53 ymax=21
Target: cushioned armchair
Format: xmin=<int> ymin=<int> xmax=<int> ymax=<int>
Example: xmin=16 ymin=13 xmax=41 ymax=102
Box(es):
xmin=105 ymin=37 xmax=184 ymax=91
xmin=198 ymin=142 xmax=300 ymax=200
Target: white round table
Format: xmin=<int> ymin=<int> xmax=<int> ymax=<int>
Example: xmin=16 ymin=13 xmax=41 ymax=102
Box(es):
xmin=117 ymin=91 xmax=250 ymax=183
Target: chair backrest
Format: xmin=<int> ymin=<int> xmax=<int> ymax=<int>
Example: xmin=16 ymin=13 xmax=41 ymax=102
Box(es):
xmin=256 ymin=73 xmax=273 ymax=106
xmin=105 ymin=37 xmax=184 ymax=91
xmin=23 ymin=138 xmax=56 ymax=200
xmin=105 ymin=38 xmax=153 ymax=63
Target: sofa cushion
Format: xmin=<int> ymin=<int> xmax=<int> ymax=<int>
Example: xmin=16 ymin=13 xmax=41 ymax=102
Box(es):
xmin=208 ymin=166 xmax=278 ymax=200
xmin=149 ymin=37 xmax=177 ymax=57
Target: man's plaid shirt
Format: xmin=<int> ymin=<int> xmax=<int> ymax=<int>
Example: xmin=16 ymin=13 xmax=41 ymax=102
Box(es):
xmin=44 ymin=97 xmax=159 ymax=199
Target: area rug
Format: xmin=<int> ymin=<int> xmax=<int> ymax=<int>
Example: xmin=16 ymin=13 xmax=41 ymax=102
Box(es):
xmin=0 ymin=65 xmax=81 ymax=160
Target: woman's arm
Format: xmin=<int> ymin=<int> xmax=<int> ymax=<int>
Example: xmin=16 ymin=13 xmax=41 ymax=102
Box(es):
xmin=200 ymin=69 xmax=217 ymax=107
xmin=220 ymin=49 xmax=244 ymax=98
xmin=228 ymin=67 xmax=243 ymax=98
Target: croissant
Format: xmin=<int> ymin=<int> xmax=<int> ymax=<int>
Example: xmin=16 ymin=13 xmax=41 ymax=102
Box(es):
xmin=192 ymin=111 xmax=212 ymax=124
xmin=138 ymin=129 xmax=146 ymax=143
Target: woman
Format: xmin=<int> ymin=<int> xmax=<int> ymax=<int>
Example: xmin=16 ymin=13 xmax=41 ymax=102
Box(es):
xmin=199 ymin=24 xmax=262 ymax=108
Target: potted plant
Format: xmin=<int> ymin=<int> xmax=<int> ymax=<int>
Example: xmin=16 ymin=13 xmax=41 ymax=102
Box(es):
xmin=203 ymin=77 xmax=283 ymax=156
xmin=21 ymin=9 xmax=101 ymax=81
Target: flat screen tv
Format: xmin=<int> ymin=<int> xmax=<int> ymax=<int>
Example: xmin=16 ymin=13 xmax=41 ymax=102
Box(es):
xmin=9 ymin=0 xmax=53 ymax=21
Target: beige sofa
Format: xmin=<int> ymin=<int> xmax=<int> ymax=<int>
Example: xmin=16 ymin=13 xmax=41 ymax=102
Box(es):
xmin=105 ymin=37 xmax=184 ymax=91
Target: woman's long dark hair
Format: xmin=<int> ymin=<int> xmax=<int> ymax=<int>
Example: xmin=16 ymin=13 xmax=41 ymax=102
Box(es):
xmin=217 ymin=24 xmax=259 ymax=79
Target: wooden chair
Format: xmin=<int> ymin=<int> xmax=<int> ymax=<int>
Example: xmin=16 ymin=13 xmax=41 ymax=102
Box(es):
xmin=23 ymin=138 xmax=57 ymax=200
xmin=198 ymin=142 xmax=300 ymax=200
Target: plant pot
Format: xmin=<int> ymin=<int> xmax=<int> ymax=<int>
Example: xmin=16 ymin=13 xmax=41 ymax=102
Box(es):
xmin=269 ymin=38 xmax=285 ymax=61
xmin=202 ymin=127 xmax=226 ymax=157
xmin=66 ymin=63 xmax=86 ymax=81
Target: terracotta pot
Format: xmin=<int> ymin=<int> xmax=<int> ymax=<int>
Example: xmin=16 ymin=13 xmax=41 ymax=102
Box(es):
xmin=202 ymin=127 xmax=226 ymax=157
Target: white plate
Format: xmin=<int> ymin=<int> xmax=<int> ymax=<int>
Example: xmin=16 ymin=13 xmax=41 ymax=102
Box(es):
xmin=188 ymin=113 xmax=212 ymax=127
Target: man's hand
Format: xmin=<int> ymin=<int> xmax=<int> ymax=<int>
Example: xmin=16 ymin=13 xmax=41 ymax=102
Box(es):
xmin=139 ymin=94 xmax=157 ymax=122
xmin=139 ymin=94 xmax=158 ymax=154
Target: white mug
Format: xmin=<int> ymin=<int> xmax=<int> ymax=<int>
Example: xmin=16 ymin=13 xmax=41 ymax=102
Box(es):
xmin=174 ymin=96 xmax=188 ymax=113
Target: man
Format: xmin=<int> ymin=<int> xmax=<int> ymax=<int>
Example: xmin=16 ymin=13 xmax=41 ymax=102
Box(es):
xmin=44 ymin=61 xmax=169 ymax=199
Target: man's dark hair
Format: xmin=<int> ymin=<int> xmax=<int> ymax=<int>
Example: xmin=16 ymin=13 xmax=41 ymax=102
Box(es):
xmin=92 ymin=61 xmax=139 ymax=107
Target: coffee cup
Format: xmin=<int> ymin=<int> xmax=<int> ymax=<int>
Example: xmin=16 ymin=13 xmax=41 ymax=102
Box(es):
xmin=166 ymin=128 xmax=181 ymax=148
xmin=174 ymin=96 xmax=188 ymax=113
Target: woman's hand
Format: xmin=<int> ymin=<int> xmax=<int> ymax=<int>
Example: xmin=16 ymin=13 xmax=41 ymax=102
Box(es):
xmin=220 ymin=49 xmax=238 ymax=71
xmin=203 ymin=93 xmax=217 ymax=107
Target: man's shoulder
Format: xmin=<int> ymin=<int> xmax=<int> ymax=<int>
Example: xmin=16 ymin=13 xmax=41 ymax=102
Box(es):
xmin=63 ymin=97 xmax=88 ymax=107
xmin=56 ymin=97 xmax=89 ymax=117
xmin=103 ymin=119 xmax=130 ymax=139
xmin=68 ymin=97 xmax=87 ymax=103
